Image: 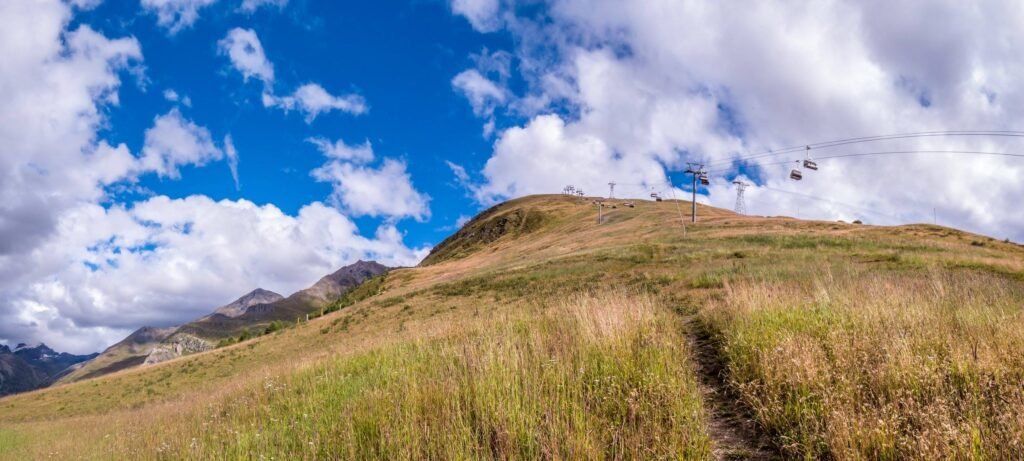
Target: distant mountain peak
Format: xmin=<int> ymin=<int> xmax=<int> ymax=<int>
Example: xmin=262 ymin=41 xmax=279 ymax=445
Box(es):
xmin=212 ymin=288 xmax=285 ymax=318
xmin=304 ymin=260 xmax=389 ymax=302
xmin=0 ymin=343 xmax=96 ymax=397
xmin=14 ymin=342 xmax=50 ymax=353
xmin=327 ymin=260 xmax=388 ymax=280
xmin=124 ymin=326 xmax=179 ymax=345
xmin=62 ymin=260 xmax=390 ymax=384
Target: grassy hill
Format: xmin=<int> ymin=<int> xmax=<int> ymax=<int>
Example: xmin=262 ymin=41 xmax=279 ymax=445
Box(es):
xmin=1 ymin=194 xmax=1023 ymax=459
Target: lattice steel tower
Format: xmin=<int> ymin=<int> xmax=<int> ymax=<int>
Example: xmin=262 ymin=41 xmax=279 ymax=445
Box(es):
xmin=732 ymin=180 xmax=749 ymax=215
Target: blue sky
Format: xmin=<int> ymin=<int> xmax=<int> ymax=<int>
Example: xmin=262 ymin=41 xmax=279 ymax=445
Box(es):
xmin=3 ymin=0 xmax=1024 ymax=353
xmin=77 ymin=0 xmax=512 ymax=249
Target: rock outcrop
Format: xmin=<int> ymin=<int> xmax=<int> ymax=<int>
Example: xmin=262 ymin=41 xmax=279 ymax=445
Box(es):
xmin=143 ymin=334 xmax=212 ymax=365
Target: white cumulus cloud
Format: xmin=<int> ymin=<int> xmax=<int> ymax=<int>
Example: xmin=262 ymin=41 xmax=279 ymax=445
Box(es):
xmin=218 ymin=27 xmax=275 ymax=84
xmin=140 ymin=0 xmax=218 ymax=34
xmin=452 ymin=69 xmax=507 ymax=115
xmin=240 ymin=0 xmax=287 ymax=13
xmin=224 ymin=134 xmax=240 ymax=189
xmin=451 ymin=0 xmax=502 ymax=32
xmin=263 ymin=83 xmax=368 ymax=122
xmin=5 ymin=197 xmax=428 ymax=353
xmin=313 ymin=156 xmax=430 ymax=222
xmin=215 ymin=29 xmax=365 ymax=124
xmin=0 ymin=0 xmax=142 ymax=256
xmin=139 ymin=109 xmax=225 ymax=179
xmin=308 ymin=137 xmax=375 ymax=163
xmin=475 ymin=114 xmax=671 ymax=203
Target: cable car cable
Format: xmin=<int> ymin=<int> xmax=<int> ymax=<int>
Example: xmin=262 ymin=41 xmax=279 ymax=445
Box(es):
xmin=704 ymin=149 xmax=1024 ymax=176
xmin=757 ymin=186 xmax=902 ymax=222
xmin=702 ymin=131 xmax=1024 ymax=168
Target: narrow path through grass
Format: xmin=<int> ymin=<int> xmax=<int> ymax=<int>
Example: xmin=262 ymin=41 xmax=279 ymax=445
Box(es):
xmin=684 ymin=313 xmax=781 ymax=460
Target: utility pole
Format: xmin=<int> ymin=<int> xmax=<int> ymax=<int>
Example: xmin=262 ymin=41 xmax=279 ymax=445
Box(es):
xmin=685 ymin=163 xmax=708 ymax=223
xmin=732 ymin=180 xmax=749 ymax=214
xmin=608 ymin=182 xmax=616 ymax=199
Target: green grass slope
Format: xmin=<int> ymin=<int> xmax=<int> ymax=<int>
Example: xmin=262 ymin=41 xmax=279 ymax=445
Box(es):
xmin=2 ymin=194 xmax=1024 ymax=459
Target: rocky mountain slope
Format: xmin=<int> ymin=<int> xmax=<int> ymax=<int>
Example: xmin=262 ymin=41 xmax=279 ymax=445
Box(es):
xmin=209 ymin=288 xmax=284 ymax=318
xmin=172 ymin=260 xmax=389 ymax=340
xmin=0 ymin=344 xmax=97 ymax=396
xmin=60 ymin=260 xmax=388 ymax=384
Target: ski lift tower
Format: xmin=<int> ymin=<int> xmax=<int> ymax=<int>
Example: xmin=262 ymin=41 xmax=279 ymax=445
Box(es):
xmin=685 ymin=163 xmax=709 ymax=223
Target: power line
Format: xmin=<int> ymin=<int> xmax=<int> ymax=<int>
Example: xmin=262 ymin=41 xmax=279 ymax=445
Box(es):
xmin=705 ymin=149 xmax=1024 ymax=176
xmin=602 ymin=179 xmax=688 ymax=235
xmin=588 ymin=143 xmax=1013 ymax=226
xmin=702 ymin=131 xmax=1024 ymax=168
xmin=757 ymin=185 xmax=901 ymax=222
xmin=668 ymin=184 xmax=687 ymax=238
xmin=583 ymin=177 xmax=895 ymax=223
xmin=807 ymin=149 xmax=1024 ymax=162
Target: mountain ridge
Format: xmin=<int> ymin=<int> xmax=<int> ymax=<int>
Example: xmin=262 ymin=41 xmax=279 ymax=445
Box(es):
xmin=209 ymin=288 xmax=285 ymax=318
xmin=57 ymin=260 xmax=388 ymax=385
xmin=0 ymin=344 xmax=97 ymax=397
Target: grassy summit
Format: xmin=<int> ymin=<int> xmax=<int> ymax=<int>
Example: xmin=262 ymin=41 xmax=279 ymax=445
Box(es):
xmin=1 ymin=194 xmax=1023 ymax=459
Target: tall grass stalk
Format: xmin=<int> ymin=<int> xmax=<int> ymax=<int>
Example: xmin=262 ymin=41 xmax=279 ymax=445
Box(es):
xmin=703 ymin=269 xmax=1024 ymax=459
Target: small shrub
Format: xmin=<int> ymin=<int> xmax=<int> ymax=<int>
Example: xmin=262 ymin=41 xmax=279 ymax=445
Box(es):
xmin=263 ymin=321 xmax=284 ymax=335
xmin=690 ymin=271 xmax=725 ymax=289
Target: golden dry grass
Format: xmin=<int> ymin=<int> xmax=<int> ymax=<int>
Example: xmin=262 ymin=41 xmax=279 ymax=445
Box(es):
xmin=2 ymin=292 xmax=712 ymax=460
xmin=702 ymin=268 xmax=1024 ymax=459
